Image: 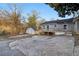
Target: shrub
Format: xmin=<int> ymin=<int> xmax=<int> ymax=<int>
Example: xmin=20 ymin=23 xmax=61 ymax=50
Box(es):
xmin=0 ymin=30 xmax=7 ymax=36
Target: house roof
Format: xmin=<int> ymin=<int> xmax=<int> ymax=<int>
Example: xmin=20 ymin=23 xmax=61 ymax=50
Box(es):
xmin=41 ymin=18 xmax=74 ymax=24
xmin=73 ymin=16 xmax=79 ymax=22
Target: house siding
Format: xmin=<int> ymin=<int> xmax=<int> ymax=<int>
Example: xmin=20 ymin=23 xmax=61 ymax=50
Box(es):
xmin=41 ymin=23 xmax=74 ymax=32
xmin=74 ymin=21 xmax=79 ymax=33
xmin=77 ymin=21 xmax=79 ymax=32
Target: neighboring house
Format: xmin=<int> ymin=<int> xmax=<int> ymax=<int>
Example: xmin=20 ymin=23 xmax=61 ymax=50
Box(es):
xmin=41 ymin=18 xmax=74 ymax=34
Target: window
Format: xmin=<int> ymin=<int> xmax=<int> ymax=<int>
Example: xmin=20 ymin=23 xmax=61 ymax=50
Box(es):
xmin=55 ymin=24 xmax=56 ymax=27
xmin=64 ymin=25 xmax=67 ymax=29
xmin=47 ymin=25 xmax=49 ymax=30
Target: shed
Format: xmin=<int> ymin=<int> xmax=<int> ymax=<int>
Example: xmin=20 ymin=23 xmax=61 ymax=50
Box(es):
xmin=26 ymin=27 xmax=36 ymax=34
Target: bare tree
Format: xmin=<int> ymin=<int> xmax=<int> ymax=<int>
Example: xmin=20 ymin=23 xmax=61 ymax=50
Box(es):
xmin=0 ymin=4 xmax=26 ymax=35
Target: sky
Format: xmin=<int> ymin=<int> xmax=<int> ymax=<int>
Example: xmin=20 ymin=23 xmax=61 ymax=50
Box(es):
xmin=0 ymin=3 xmax=73 ymax=21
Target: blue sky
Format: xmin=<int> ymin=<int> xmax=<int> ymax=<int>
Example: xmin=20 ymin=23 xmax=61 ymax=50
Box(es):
xmin=0 ymin=3 xmax=73 ymax=21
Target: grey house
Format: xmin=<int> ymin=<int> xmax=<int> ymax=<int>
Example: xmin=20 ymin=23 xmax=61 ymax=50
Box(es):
xmin=73 ymin=17 xmax=79 ymax=34
xmin=41 ymin=18 xmax=74 ymax=34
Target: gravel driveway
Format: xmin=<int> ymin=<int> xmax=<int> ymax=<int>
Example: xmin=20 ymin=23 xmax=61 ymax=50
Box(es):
xmin=0 ymin=40 xmax=24 ymax=56
xmin=9 ymin=35 xmax=75 ymax=56
xmin=1 ymin=35 xmax=79 ymax=56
